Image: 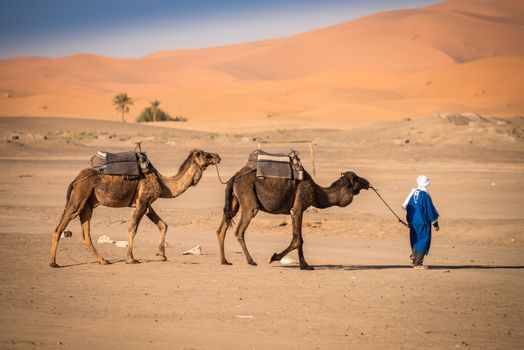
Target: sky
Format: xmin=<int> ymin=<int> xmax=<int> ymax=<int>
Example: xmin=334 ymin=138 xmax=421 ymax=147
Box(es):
xmin=0 ymin=0 xmax=440 ymax=59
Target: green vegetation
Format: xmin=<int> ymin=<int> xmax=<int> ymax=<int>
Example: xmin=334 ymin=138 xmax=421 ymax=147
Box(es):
xmin=112 ymin=93 xmax=133 ymax=123
xmin=149 ymin=100 xmax=161 ymax=122
xmin=136 ymin=100 xmax=187 ymax=123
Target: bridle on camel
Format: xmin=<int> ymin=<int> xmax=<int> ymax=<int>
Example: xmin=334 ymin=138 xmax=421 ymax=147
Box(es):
xmin=370 ymin=185 xmax=409 ymax=227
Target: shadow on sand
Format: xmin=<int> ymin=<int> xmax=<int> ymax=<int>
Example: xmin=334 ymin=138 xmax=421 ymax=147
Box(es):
xmin=57 ymin=258 xmax=163 ymax=268
xmin=306 ymin=264 xmax=524 ymax=271
xmin=55 ymin=254 xmax=214 ymax=268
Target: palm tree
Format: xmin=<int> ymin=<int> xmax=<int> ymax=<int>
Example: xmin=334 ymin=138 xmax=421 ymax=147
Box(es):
xmin=150 ymin=100 xmax=161 ymax=122
xmin=113 ymin=93 xmax=133 ymax=123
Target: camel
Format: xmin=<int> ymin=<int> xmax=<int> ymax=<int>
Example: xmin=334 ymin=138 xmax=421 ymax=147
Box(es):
xmin=49 ymin=149 xmax=221 ymax=268
xmin=216 ymin=168 xmax=370 ymax=270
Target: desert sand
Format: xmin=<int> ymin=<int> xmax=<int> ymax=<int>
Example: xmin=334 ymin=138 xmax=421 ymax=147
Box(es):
xmin=0 ymin=114 xmax=523 ymax=349
xmin=1 ymin=0 xmax=524 ymax=348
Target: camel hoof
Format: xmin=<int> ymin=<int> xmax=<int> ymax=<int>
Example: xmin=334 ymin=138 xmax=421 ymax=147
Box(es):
xmin=269 ymin=253 xmax=280 ymax=264
xmin=221 ymin=261 xmax=232 ymax=265
xmin=248 ymin=261 xmax=258 ymax=266
xmin=126 ymin=259 xmax=140 ymax=264
xmin=300 ymin=265 xmax=315 ymax=271
xmin=99 ymin=259 xmax=111 ymax=265
xmin=49 ymin=262 xmax=60 ymax=268
xmin=156 ymin=253 xmax=168 ymax=261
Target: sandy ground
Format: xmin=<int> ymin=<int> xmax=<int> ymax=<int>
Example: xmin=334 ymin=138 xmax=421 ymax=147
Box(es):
xmin=0 ymin=116 xmax=523 ymax=349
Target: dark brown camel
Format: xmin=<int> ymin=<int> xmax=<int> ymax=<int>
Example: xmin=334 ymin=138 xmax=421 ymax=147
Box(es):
xmin=49 ymin=149 xmax=221 ymax=267
xmin=216 ymin=169 xmax=370 ymax=270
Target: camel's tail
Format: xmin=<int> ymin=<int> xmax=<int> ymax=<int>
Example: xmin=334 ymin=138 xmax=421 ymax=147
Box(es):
xmin=66 ymin=172 xmax=92 ymax=202
xmin=223 ymin=176 xmax=236 ymax=226
xmin=66 ymin=180 xmax=74 ymax=203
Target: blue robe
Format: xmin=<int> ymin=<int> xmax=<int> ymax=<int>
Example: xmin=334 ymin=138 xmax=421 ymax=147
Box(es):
xmin=406 ymin=190 xmax=439 ymax=255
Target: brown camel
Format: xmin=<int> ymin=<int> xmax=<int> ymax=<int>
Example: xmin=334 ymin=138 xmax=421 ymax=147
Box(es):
xmin=216 ymin=169 xmax=370 ymax=270
xmin=49 ymin=149 xmax=221 ymax=268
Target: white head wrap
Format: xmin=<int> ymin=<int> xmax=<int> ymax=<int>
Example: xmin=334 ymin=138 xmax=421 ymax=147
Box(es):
xmin=417 ymin=175 xmax=430 ymax=191
xmin=402 ymin=175 xmax=431 ymax=209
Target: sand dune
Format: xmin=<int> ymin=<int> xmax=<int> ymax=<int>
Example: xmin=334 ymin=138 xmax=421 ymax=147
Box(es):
xmin=0 ymin=0 xmax=523 ymax=127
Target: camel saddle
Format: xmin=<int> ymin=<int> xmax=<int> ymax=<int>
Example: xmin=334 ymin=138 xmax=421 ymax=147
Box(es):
xmin=246 ymin=149 xmax=304 ymax=180
xmin=90 ymin=151 xmax=151 ymax=178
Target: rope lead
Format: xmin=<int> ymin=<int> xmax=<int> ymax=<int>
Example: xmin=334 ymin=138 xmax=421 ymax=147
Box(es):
xmin=370 ymin=186 xmax=409 ymax=228
xmin=215 ymin=164 xmax=229 ymax=185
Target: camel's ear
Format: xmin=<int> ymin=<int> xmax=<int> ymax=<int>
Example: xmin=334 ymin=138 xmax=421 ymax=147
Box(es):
xmin=344 ymin=172 xmax=356 ymax=187
xmin=193 ymin=150 xmax=201 ymax=158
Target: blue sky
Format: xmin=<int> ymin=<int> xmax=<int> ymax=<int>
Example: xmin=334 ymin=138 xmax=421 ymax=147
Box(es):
xmin=0 ymin=0 xmax=439 ymax=59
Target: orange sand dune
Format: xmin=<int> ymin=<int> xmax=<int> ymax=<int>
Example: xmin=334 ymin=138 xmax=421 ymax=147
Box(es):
xmin=0 ymin=0 xmax=523 ymax=128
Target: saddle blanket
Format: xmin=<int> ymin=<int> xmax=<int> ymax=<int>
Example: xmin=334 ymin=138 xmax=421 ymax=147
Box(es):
xmin=245 ymin=149 xmax=304 ymax=180
xmin=90 ymin=151 xmax=142 ymax=177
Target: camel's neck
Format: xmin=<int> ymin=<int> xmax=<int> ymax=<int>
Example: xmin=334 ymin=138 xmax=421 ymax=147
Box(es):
xmin=157 ymin=162 xmax=202 ymax=198
xmin=312 ymin=181 xmax=353 ymax=209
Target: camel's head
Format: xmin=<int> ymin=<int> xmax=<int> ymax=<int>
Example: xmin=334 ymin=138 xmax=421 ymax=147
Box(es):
xmin=340 ymin=171 xmax=370 ymax=195
xmin=191 ymin=149 xmax=221 ymax=170
xmin=182 ymin=149 xmax=221 ymax=186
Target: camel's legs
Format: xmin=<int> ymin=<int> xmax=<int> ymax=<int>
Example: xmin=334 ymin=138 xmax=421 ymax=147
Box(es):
xmin=269 ymin=209 xmax=305 ymax=265
xmin=293 ymin=210 xmax=313 ymax=270
xmin=79 ymin=205 xmax=109 ymax=265
xmin=49 ymin=192 xmax=90 ymax=268
xmin=49 ymin=217 xmax=71 ymax=268
xmin=146 ymin=205 xmax=168 ymax=261
xmin=269 ymin=208 xmax=312 ymax=270
xmin=234 ymin=206 xmax=258 ymax=266
xmin=126 ymin=201 xmax=148 ymax=264
xmin=233 ymin=183 xmax=260 ymax=266
xmin=216 ymin=196 xmax=239 ymax=265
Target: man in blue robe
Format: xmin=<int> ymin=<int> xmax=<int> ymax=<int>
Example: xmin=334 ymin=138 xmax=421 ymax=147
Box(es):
xmin=402 ymin=175 xmax=440 ymax=269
